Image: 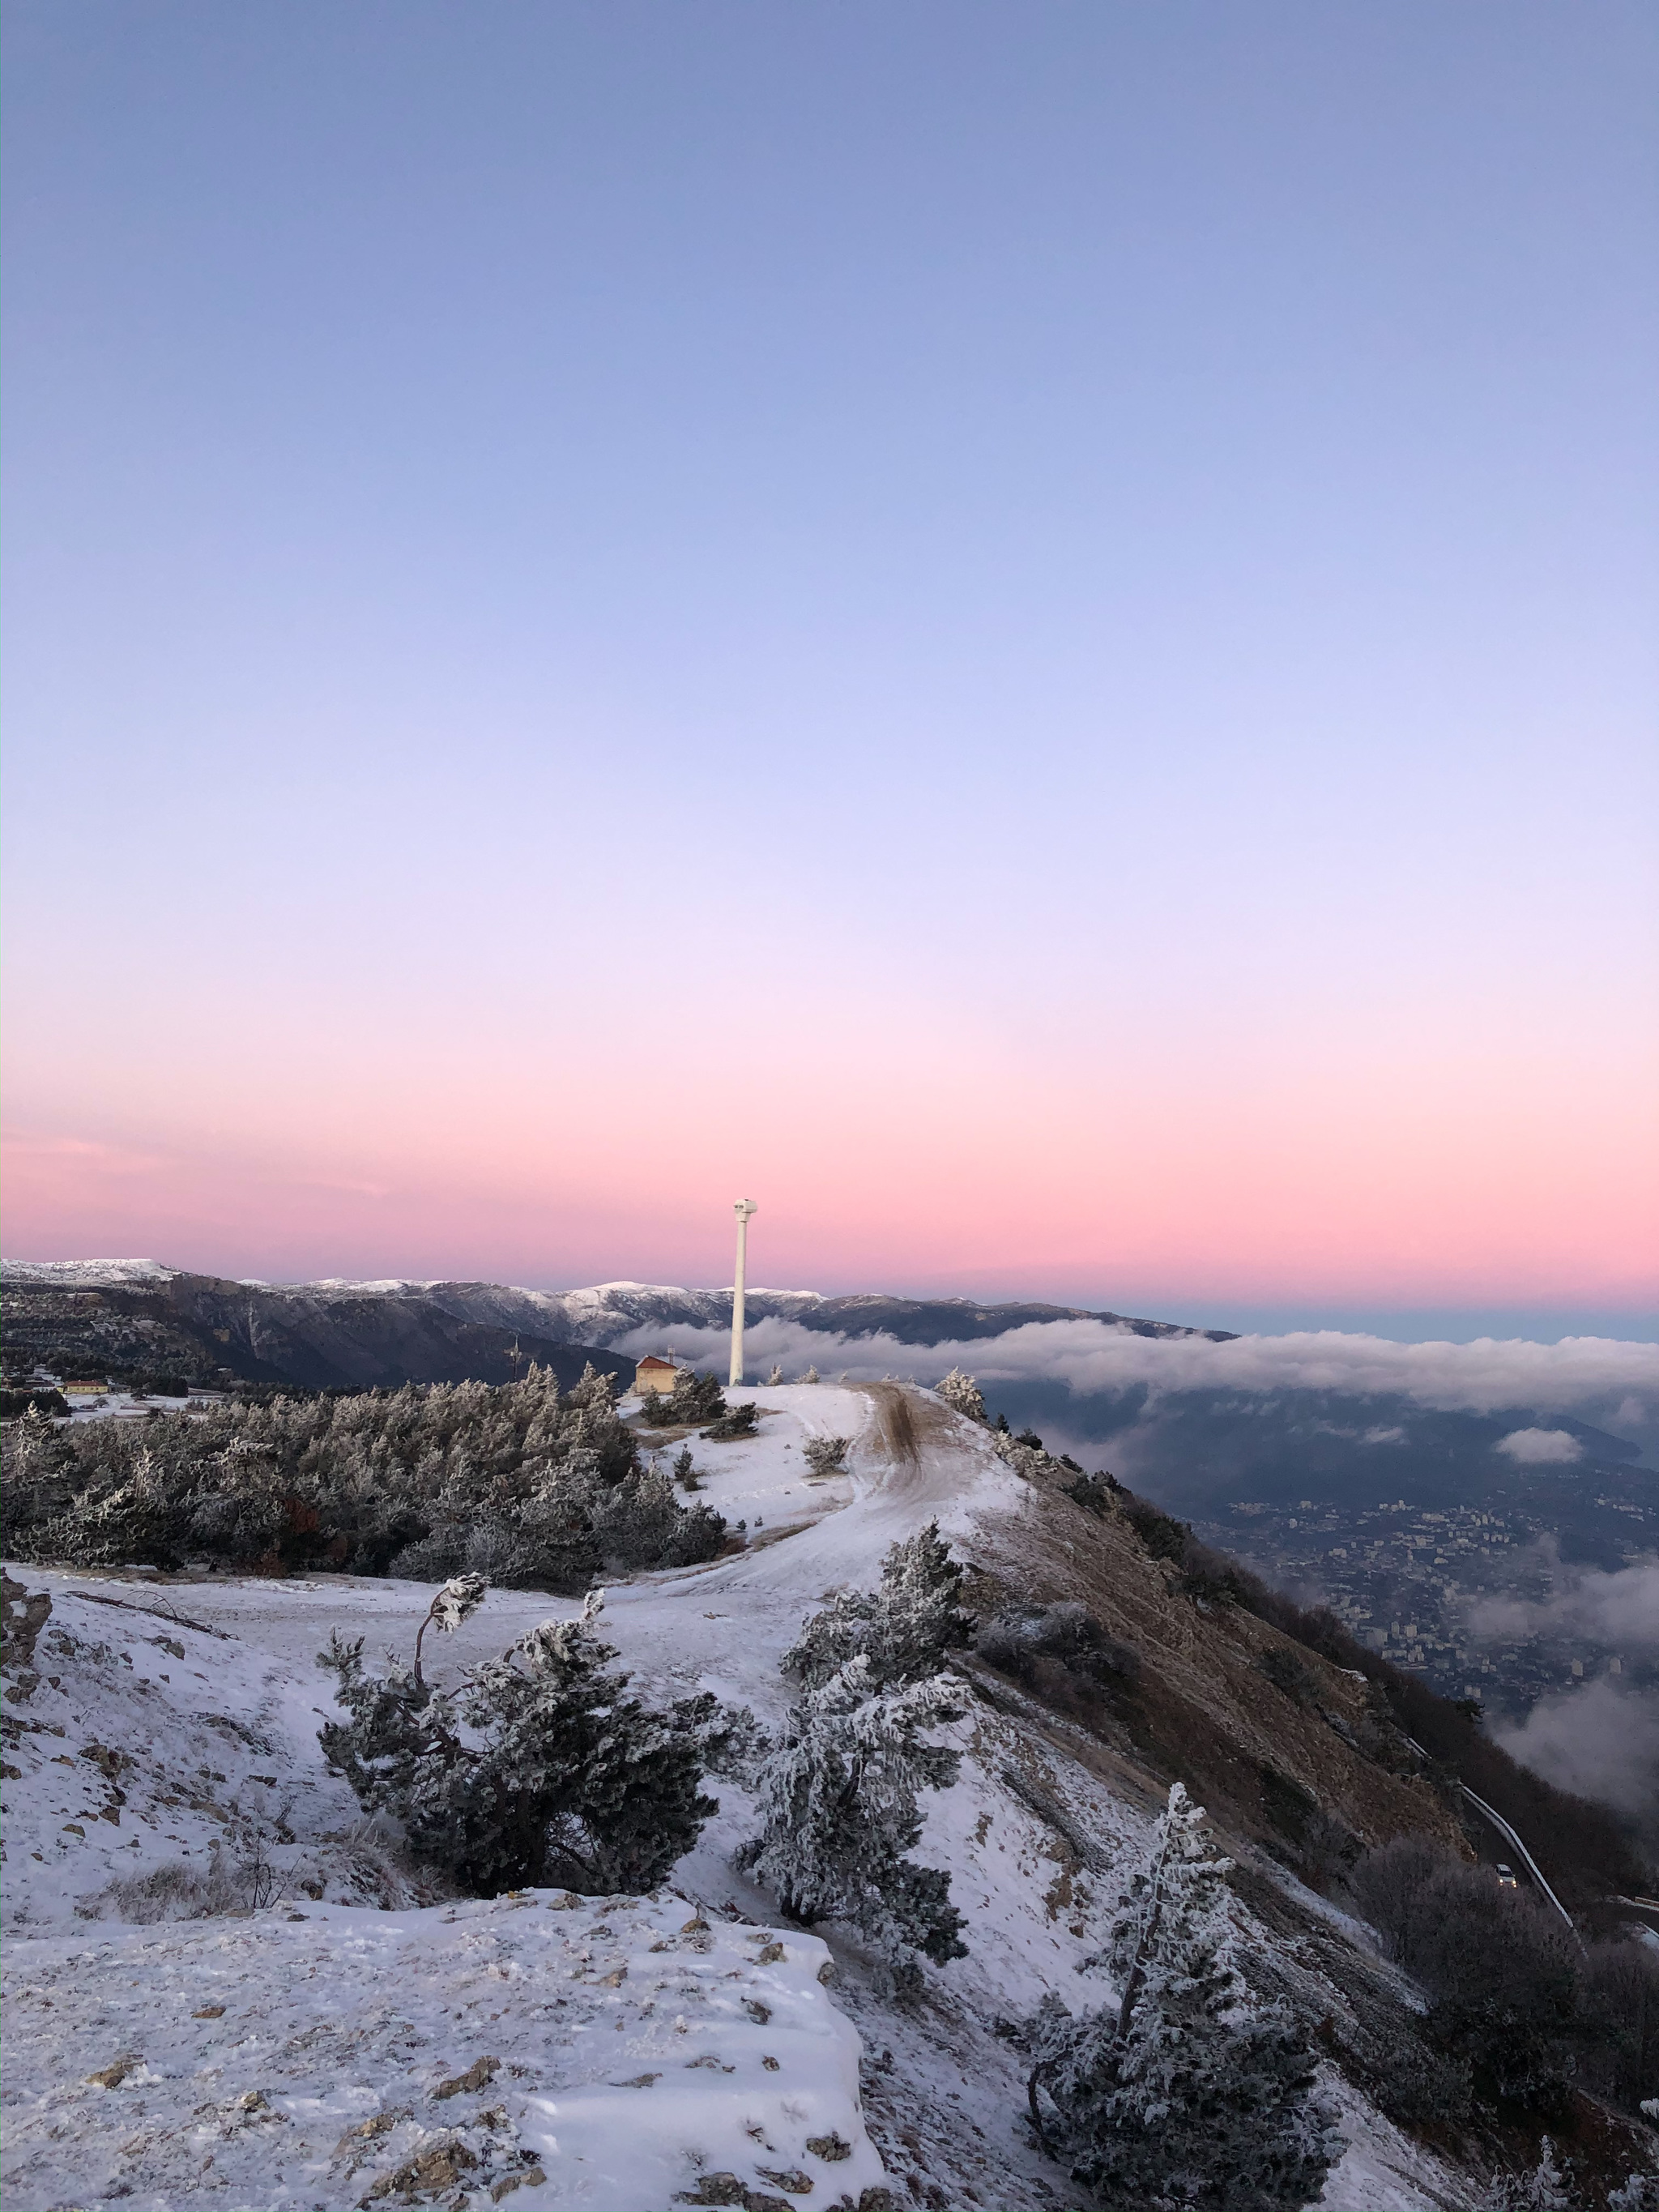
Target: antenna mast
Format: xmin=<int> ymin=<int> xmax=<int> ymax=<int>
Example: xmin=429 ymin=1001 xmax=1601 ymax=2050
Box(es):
xmin=730 ymin=1198 xmax=758 ymax=1386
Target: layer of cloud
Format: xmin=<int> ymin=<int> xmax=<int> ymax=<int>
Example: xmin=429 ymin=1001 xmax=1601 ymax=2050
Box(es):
xmin=1467 ymin=1547 xmax=1659 ymax=1654
xmin=1492 ymin=1678 xmax=1659 ymax=1830
xmin=613 ymin=1314 xmax=1658 ymax=1435
xmin=1494 ymin=1428 xmax=1584 ymax=1465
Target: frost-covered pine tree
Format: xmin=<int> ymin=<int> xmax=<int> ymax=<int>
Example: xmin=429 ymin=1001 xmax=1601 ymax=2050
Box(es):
xmin=318 ymin=1591 xmax=714 ymax=1895
xmin=1030 ymin=1783 xmax=1341 ymax=2211
xmin=935 ymin=1368 xmax=987 ymax=1424
xmin=1520 ymin=2142 xmax=1572 ymax=2212
xmin=801 ymin=1433 xmax=851 ymax=1479
xmin=1480 ymin=2141 xmax=1574 ymax=2212
xmin=801 ymin=1365 xmax=820 ymax=1384
xmin=783 ymin=1522 xmax=974 ymax=1692
xmin=736 ymin=1655 xmax=966 ymax=1988
xmin=565 ymin=1360 xmax=619 ymax=1411
xmin=766 ymin=1364 xmax=785 ymax=1386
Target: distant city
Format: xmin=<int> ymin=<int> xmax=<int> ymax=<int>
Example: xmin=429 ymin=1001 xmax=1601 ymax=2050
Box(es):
xmin=1194 ymin=1463 xmax=1655 ymax=1717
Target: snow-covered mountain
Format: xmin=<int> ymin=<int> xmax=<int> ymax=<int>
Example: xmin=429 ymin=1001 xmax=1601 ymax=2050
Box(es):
xmin=10 ymin=1377 xmax=1634 ymax=2208
xmin=0 ymin=1262 xmax=635 ymax=1394
xmin=0 ymin=1257 xmax=1227 ymax=1385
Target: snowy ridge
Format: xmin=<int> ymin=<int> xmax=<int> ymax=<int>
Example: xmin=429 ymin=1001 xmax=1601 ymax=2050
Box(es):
xmin=2 ymin=1258 xmax=180 ymax=1287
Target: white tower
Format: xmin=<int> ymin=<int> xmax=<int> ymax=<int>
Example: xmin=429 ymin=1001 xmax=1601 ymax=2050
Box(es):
xmin=730 ymin=1198 xmax=758 ymax=1386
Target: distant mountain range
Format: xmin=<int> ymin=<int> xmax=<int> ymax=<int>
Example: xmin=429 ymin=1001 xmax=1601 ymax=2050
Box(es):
xmin=0 ymin=1262 xmax=623 ymax=1393
xmin=0 ymin=1261 xmax=1226 ymax=1392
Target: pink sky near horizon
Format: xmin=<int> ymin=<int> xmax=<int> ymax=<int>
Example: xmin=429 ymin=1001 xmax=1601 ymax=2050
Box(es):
xmin=6 ymin=1004 xmax=1653 ymax=1313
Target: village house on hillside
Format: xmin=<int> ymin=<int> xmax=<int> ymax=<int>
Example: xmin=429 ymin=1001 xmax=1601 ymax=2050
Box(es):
xmin=633 ymin=1355 xmax=684 ymax=1397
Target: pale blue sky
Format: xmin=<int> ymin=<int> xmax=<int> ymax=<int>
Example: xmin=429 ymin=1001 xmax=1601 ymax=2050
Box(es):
xmin=3 ymin=5 xmax=1655 ymax=1333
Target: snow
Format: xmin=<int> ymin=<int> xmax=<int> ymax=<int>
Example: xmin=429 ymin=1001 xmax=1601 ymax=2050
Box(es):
xmin=53 ymin=1388 xmax=221 ymax=1426
xmin=4 ymin=1381 xmax=1484 ymax=2208
xmin=1 ymin=1582 xmax=369 ymax=1932
xmin=2 ymin=1891 xmax=885 ymax=2212
xmin=1 ymin=1258 xmax=179 ymax=1287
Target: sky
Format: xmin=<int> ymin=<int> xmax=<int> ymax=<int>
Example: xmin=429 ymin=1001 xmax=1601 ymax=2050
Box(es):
xmin=2 ymin=2 xmax=1656 ymax=1338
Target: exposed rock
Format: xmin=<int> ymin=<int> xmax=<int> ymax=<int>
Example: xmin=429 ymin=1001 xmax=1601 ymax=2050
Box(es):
xmin=432 ymin=2054 xmax=499 ymax=2100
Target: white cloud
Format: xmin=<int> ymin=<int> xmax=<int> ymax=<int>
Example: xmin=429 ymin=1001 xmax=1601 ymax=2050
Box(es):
xmin=1493 ymin=1678 xmax=1659 ymax=1830
xmin=616 ymin=1313 xmax=1659 ymax=1436
xmin=1493 ymin=1428 xmax=1584 ymax=1465
xmin=1468 ymin=1548 xmax=1659 ymax=1653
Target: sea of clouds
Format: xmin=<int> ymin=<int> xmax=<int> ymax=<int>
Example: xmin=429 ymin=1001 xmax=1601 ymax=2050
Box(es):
xmin=616 ymin=1314 xmax=1659 ymax=1452
xmin=1465 ymin=1546 xmax=1659 ymax=1834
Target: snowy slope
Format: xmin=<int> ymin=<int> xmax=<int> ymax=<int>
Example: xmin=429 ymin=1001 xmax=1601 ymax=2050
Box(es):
xmin=5 ymin=1381 xmax=1479 ymax=2209
xmin=3 ymin=1891 xmax=887 ymax=2212
xmin=0 ymin=1582 xmax=371 ymax=1932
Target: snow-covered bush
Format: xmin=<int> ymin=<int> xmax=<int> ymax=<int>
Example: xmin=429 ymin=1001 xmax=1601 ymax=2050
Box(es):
xmin=1478 ymin=2138 xmax=1574 ymax=2212
xmin=317 ymin=1592 xmax=715 ymax=1896
xmin=1029 ymin=1783 xmax=1341 ymax=2211
xmin=975 ymin=1601 xmax=1140 ymax=1689
xmin=703 ymin=1400 xmax=760 ymax=1440
xmin=934 ymin=1368 xmax=987 ymax=1424
xmin=783 ymin=1522 xmax=974 ymax=1693
xmin=736 ymin=1657 xmax=966 ymax=1990
xmin=801 ymin=1433 xmax=851 ymax=1479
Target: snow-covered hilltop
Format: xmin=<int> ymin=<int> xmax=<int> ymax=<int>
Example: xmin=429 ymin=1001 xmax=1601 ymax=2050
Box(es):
xmin=2 ymin=1375 xmax=1577 ymax=2211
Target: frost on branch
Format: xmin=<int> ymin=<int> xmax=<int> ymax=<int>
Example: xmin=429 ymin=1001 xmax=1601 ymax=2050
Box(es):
xmin=736 ymin=1657 xmax=966 ymax=1988
xmin=1029 ymin=1782 xmax=1341 ymax=2211
xmin=429 ymin=1572 xmax=487 ymax=1636
xmin=934 ymin=1368 xmax=987 ymax=1424
xmin=742 ymin=1526 xmax=972 ymax=1989
xmin=783 ymin=1521 xmax=973 ymax=1693
xmin=317 ymin=1593 xmax=714 ymax=1897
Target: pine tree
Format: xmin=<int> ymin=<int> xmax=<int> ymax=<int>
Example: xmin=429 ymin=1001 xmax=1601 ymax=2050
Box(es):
xmin=565 ymin=1361 xmax=619 ymax=1411
xmin=1523 ymin=2142 xmax=1572 ymax=2212
xmin=766 ymin=1364 xmax=785 ymax=1386
xmin=47 ymin=1446 xmax=190 ymax=1567
xmin=935 ymin=1368 xmax=987 ymax=1424
xmin=802 ymin=1434 xmax=851 ymax=1479
xmin=1478 ymin=2139 xmax=1577 ymax=2212
xmin=1030 ymin=1783 xmax=1342 ymax=2211
xmin=801 ymin=1365 xmax=820 ymax=1384
xmin=736 ymin=1655 xmax=966 ymax=1988
xmin=318 ymin=1593 xmax=714 ymax=1895
xmin=783 ymin=1522 xmax=973 ymax=1693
